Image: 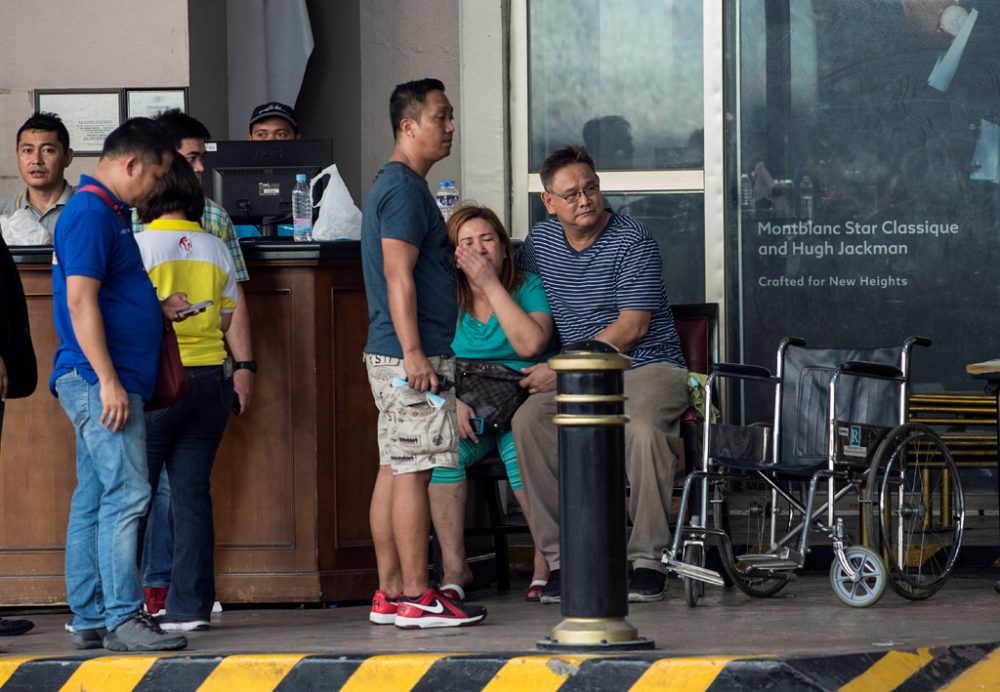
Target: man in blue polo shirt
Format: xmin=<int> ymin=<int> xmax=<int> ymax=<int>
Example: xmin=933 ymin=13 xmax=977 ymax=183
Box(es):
xmin=514 ymin=145 xmax=690 ymax=605
xmin=52 ymin=118 xmax=191 ymax=652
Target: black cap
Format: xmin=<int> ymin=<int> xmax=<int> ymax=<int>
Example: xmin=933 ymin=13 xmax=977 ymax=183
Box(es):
xmin=248 ymin=102 xmax=298 ymax=133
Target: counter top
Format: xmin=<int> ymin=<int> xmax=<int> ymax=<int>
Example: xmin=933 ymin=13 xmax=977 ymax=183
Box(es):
xmin=11 ymin=240 xmax=362 ymax=265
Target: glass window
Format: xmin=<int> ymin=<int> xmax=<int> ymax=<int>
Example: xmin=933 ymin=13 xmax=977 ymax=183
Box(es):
xmin=730 ymin=0 xmax=1000 ymax=393
xmin=528 ymin=0 xmax=704 ymax=171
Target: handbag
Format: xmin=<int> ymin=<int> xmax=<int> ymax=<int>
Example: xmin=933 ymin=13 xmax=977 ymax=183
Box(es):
xmin=145 ymin=315 xmax=188 ymax=411
xmin=454 ymin=358 xmax=529 ymax=432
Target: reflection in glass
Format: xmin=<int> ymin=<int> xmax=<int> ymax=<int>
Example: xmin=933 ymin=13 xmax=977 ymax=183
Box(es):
xmin=528 ymin=192 xmax=704 ymax=305
xmin=528 ymin=0 xmax=704 ymax=171
xmin=731 ymin=0 xmax=1000 ymax=398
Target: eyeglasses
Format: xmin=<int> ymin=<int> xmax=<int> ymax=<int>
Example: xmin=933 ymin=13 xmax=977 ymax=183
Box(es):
xmin=546 ymin=183 xmax=600 ymax=204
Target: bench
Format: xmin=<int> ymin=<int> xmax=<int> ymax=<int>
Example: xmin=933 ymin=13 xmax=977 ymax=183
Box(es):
xmin=460 ymin=302 xmax=720 ymax=590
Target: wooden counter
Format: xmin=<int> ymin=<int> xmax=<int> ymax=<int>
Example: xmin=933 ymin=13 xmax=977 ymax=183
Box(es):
xmin=0 ymin=241 xmax=379 ymax=605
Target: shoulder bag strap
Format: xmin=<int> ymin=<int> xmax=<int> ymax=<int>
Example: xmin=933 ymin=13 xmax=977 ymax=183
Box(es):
xmin=78 ymin=184 xmax=129 ymax=224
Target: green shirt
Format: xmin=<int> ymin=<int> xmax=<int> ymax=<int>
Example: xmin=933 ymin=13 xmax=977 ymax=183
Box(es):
xmin=451 ymin=271 xmax=554 ymax=371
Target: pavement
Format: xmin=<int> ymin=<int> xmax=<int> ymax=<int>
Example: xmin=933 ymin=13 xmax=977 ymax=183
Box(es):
xmin=1 ymin=568 xmax=998 ymax=690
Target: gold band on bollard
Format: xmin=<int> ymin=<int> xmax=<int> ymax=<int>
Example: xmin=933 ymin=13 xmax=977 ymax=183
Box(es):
xmin=549 ymin=352 xmax=632 ymax=372
xmin=552 ymin=414 xmax=630 ymax=427
xmin=550 ymin=617 xmax=640 ymax=645
xmin=554 ymin=393 xmax=627 ymax=404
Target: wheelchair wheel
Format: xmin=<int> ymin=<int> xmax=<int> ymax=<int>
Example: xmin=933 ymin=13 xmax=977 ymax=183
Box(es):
xmin=829 ymin=545 xmax=887 ymax=608
xmin=683 ymin=543 xmax=705 ymax=607
xmin=866 ymin=423 xmax=964 ymax=600
xmin=718 ymin=480 xmax=789 ymax=598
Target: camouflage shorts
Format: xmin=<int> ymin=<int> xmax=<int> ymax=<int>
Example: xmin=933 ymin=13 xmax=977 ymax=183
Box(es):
xmin=364 ymin=353 xmax=458 ymax=474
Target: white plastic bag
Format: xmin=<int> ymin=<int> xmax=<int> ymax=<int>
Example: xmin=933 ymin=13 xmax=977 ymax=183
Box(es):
xmin=0 ymin=209 xmax=52 ymax=246
xmin=310 ymin=164 xmax=362 ymax=241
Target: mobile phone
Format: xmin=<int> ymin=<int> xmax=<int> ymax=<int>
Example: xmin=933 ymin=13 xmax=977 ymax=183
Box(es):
xmin=178 ymin=300 xmax=213 ymax=318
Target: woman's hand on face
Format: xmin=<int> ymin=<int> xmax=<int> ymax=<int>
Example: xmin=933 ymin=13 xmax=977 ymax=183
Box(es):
xmin=455 ymin=244 xmax=500 ymax=292
xmin=456 ymin=397 xmax=480 ymax=443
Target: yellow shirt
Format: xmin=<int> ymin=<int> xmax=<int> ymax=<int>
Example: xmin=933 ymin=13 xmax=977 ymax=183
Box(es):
xmin=135 ymin=219 xmax=238 ymax=366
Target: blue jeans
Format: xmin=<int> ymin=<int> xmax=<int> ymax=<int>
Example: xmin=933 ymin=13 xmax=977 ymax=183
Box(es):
xmin=141 ymin=465 xmax=173 ymax=588
xmin=145 ymin=365 xmax=232 ymax=619
xmin=56 ymin=371 xmax=151 ymax=631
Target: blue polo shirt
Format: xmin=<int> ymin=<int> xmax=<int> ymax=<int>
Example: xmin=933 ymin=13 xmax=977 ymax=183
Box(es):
xmin=51 ymin=174 xmax=162 ymax=399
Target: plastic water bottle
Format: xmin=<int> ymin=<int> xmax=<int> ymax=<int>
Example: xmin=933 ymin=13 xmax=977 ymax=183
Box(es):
xmin=435 ymin=180 xmax=460 ymax=221
xmin=291 ymin=173 xmax=313 ymax=242
xmin=799 ymin=175 xmax=814 ymax=220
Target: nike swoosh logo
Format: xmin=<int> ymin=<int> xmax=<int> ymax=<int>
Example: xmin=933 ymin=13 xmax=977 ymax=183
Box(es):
xmin=406 ymin=600 xmax=445 ymax=614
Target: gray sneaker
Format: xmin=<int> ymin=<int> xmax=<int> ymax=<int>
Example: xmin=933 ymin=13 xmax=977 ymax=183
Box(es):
xmin=103 ymin=612 xmax=187 ymax=652
xmin=71 ymin=627 xmax=108 ymax=650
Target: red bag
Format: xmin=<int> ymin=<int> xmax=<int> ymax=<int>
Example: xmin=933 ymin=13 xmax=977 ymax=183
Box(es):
xmin=145 ymin=315 xmax=188 ymax=411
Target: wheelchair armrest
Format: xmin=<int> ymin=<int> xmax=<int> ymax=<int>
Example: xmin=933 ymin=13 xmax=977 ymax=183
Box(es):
xmin=711 ymin=363 xmax=778 ymax=384
xmin=782 ymin=336 xmax=807 ymax=348
xmin=907 ymin=336 xmax=932 ymax=349
xmin=840 ymin=360 xmax=904 ymax=380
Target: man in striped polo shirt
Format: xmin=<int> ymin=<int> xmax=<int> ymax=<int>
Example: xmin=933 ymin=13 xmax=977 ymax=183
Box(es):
xmin=513 ymin=145 xmax=689 ymax=604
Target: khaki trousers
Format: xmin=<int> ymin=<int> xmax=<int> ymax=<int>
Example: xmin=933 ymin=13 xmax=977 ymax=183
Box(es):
xmin=512 ymin=362 xmax=689 ymax=573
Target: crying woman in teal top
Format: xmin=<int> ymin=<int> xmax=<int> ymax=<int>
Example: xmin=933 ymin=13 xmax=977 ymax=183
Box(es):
xmin=429 ymin=204 xmax=555 ymax=603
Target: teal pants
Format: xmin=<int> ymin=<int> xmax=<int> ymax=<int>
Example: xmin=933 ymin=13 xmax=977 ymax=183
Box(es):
xmin=430 ymin=430 xmax=522 ymax=490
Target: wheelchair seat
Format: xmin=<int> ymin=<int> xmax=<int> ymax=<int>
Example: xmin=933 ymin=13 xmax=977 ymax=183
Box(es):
xmin=710 ymin=343 xmax=903 ymax=475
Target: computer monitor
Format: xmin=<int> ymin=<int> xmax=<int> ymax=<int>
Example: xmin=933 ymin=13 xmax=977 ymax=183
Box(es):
xmin=200 ymin=139 xmax=334 ymax=231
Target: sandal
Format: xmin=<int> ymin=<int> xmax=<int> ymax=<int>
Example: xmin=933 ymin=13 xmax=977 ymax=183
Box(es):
xmin=525 ymin=579 xmax=548 ymax=602
xmin=439 ymin=583 xmax=466 ymax=602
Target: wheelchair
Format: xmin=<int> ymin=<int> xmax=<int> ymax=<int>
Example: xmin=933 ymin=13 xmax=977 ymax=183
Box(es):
xmin=663 ymin=336 xmax=965 ymax=608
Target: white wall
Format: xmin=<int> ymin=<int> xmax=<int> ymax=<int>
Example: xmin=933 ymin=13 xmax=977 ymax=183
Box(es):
xmin=0 ymin=0 xmax=190 ymax=196
xmin=359 ymin=0 xmax=461 ymax=200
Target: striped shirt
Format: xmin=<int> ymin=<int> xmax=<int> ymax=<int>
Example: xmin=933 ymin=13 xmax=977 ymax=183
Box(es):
xmin=135 ymin=219 xmax=238 ymax=366
xmin=516 ymin=211 xmax=685 ymax=369
xmin=133 ymin=198 xmax=249 ymax=282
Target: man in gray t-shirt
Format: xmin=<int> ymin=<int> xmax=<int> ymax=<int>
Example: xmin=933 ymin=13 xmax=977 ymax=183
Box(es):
xmin=360 ymin=78 xmax=485 ymax=629
xmin=0 ymin=112 xmax=75 ymax=236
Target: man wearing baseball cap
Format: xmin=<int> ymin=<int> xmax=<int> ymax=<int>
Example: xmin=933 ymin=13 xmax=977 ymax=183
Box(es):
xmin=247 ymin=102 xmax=301 ymax=140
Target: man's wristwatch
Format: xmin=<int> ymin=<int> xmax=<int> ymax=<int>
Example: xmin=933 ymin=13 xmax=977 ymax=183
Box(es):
xmin=233 ymin=360 xmax=257 ymax=374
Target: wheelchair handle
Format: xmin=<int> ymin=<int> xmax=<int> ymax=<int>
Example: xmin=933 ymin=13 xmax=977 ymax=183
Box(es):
xmin=907 ymin=336 xmax=932 ymax=348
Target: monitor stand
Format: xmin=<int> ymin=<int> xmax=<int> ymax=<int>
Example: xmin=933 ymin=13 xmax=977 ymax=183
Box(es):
xmin=260 ymin=216 xmax=282 ymax=239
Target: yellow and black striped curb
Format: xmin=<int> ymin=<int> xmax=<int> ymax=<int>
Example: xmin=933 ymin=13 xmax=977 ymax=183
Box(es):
xmin=1 ymin=642 xmax=997 ymax=691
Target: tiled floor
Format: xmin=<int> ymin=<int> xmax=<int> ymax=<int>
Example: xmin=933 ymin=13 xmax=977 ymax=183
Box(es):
xmin=4 ymin=569 xmax=998 ymax=658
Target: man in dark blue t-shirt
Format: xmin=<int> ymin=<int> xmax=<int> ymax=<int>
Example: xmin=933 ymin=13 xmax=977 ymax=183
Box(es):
xmin=513 ymin=145 xmax=690 ymax=605
xmin=361 ymin=78 xmax=484 ymax=629
xmin=52 ymin=118 xmax=193 ymax=653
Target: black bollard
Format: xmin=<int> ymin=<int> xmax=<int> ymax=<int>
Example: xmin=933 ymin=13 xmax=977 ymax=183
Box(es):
xmin=538 ymin=340 xmax=653 ymax=650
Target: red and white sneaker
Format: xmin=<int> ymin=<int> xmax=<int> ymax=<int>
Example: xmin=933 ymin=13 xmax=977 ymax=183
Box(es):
xmin=394 ymin=588 xmax=487 ymax=629
xmin=144 ymin=586 xmax=168 ymax=616
xmin=369 ymin=590 xmax=398 ymax=625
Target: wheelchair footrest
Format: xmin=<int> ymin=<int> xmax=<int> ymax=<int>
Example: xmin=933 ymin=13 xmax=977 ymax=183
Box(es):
xmin=662 ymin=558 xmax=726 ymax=587
xmin=735 ymin=554 xmax=799 ymax=570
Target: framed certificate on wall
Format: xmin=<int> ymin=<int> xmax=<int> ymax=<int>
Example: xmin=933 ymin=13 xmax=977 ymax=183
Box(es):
xmin=125 ymin=88 xmax=188 ymax=119
xmin=35 ymin=89 xmax=123 ymax=156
